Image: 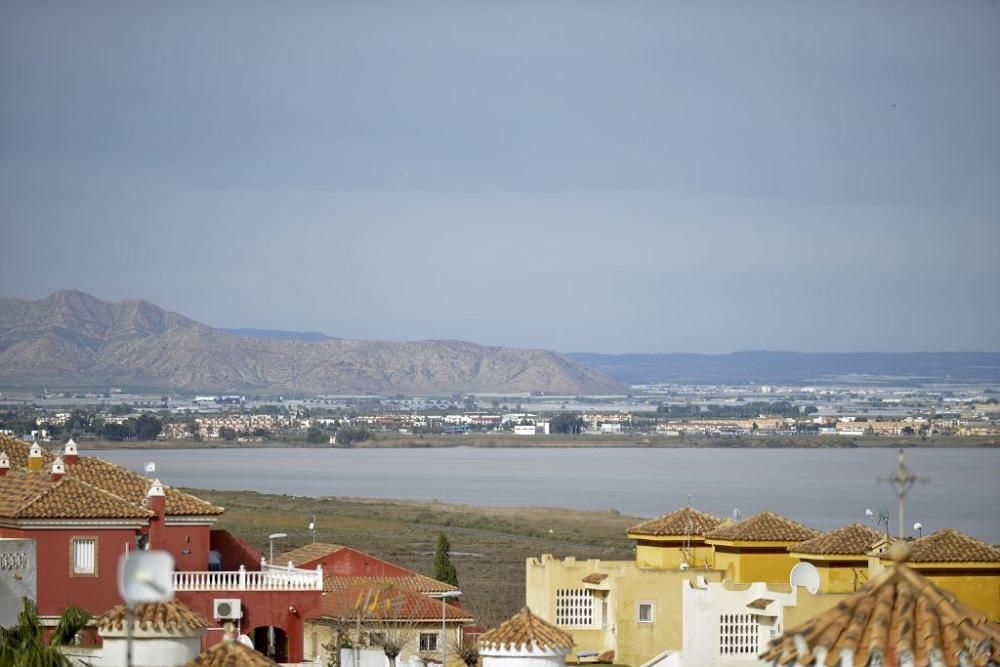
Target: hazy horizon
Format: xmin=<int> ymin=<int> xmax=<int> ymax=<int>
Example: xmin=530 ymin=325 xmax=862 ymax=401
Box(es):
xmin=3 ymin=1 xmax=999 ymax=354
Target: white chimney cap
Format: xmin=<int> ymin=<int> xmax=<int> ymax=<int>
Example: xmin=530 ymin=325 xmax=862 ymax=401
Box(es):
xmin=64 ymin=439 xmax=78 ymax=454
xmin=147 ymin=478 xmax=166 ymax=497
xmin=0 ymin=452 xmax=9 ymax=467
xmin=51 ymin=457 xmax=65 ymax=475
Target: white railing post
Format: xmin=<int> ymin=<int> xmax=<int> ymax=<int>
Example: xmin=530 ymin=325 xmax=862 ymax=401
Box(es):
xmin=238 ymin=564 xmax=246 ymax=591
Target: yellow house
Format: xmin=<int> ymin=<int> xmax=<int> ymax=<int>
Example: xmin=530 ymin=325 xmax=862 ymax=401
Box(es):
xmin=525 ymin=506 xmax=728 ymax=667
xmin=884 ymin=528 xmax=1000 ymax=622
xmin=787 ymin=523 xmax=883 ymax=594
xmin=703 ymin=511 xmax=819 ymax=584
xmin=627 ymin=506 xmax=724 ymax=570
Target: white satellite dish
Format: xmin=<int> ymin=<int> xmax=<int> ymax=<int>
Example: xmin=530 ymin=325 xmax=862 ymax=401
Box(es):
xmin=732 ymin=507 xmax=742 ymax=521
xmin=789 ymin=561 xmax=820 ymax=595
xmin=238 ymin=634 xmax=254 ymax=649
xmin=118 ymin=550 xmax=175 ymax=604
xmin=145 ymin=462 xmax=156 ymax=474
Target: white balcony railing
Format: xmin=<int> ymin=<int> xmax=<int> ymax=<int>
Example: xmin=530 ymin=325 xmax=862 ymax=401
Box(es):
xmin=174 ymin=562 xmax=323 ymax=592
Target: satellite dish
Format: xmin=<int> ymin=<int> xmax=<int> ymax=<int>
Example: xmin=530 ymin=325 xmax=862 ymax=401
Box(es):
xmin=238 ymin=634 xmax=254 ymax=649
xmin=913 ymin=522 xmax=922 ymax=531
xmin=308 ymin=522 xmax=315 ymax=531
xmin=865 ymin=508 xmax=874 ymax=518
xmin=679 ymin=562 xmax=689 ymax=571
xmin=145 ymin=462 xmax=156 ymax=474
xmin=118 ymin=550 xmax=175 ymax=604
xmin=732 ymin=508 xmax=742 ymax=521
xmin=789 ymin=562 xmax=820 ymax=595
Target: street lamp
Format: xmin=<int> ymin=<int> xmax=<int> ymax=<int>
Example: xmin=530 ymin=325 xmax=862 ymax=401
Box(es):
xmin=268 ymin=533 xmax=288 ymax=564
xmin=439 ymin=591 xmax=462 ymax=667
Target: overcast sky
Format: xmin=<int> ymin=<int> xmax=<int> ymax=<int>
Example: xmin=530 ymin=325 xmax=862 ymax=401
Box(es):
xmin=1 ymin=1 xmax=998 ymax=353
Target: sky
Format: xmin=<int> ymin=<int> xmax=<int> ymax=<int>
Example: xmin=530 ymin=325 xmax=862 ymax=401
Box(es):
xmin=1 ymin=0 xmax=998 ymax=354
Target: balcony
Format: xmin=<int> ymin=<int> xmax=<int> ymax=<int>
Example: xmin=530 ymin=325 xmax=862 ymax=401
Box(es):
xmin=174 ymin=562 xmax=323 ymax=592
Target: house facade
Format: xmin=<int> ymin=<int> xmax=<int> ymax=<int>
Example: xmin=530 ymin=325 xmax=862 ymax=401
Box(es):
xmin=0 ymin=435 xmax=322 ymax=663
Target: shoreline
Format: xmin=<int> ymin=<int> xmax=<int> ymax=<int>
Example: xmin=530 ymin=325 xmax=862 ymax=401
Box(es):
xmin=77 ymin=433 xmax=1000 ymax=450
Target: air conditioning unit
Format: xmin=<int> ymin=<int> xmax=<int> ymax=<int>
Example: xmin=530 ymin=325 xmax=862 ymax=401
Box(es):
xmin=213 ymin=598 xmax=242 ymax=620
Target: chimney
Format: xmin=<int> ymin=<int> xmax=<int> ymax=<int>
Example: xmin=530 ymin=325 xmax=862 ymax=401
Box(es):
xmin=27 ymin=443 xmax=44 ymax=472
xmin=147 ymin=478 xmax=166 ymax=549
xmin=51 ymin=456 xmax=66 ymax=482
xmin=63 ymin=438 xmax=80 ymax=465
xmin=0 ymin=452 xmax=8 ymax=477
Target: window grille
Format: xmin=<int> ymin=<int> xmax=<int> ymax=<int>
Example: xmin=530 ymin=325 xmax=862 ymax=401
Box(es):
xmin=555 ymin=588 xmax=593 ymax=627
xmin=419 ymin=633 xmax=438 ymax=652
xmin=72 ymin=538 xmax=97 ymax=575
xmin=719 ymin=613 xmax=759 ymax=656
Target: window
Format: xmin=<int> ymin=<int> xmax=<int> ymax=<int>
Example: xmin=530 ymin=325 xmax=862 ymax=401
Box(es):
xmin=555 ymin=588 xmax=593 ymax=627
xmin=368 ymin=632 xmax=386 ymax=647
xmin=419 ymin=633 xmax=438 ymax=652
xmin=637 ymin=601 xmax=655 ymax=624
xmin=719 ymin=613 xmax=759 ymax=656
xmin=71 ymin=538 xmax=97 ymax=576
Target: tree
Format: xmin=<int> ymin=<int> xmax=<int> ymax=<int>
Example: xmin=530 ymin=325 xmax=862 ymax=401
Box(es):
xmin=550 ymin=413 xmax=584 ymax=434
xmin=432 ymin=534 xmax=458 ymax=587
xmin=219 ymin=427 xmax=238 ymax=442
xmin=306 ymin=427 xmax=328 ymax=444
xmin=0 ymin=597 xmax=92 ymax=666
xmin=133 ymin=414 xmax=162 ymax=440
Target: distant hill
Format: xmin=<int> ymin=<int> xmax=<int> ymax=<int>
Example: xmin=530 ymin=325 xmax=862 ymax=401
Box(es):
xmin=0 ymin=291 xmax=621 ymax=394
xmin=568 ymin=351 xmax=1000 ymax=386
xmin=220 ymin=328 xmax=339 ymax=343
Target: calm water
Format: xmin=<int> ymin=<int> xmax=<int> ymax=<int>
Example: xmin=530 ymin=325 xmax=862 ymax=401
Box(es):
xmin=98 ymin=447 xmax=1000 ymax=542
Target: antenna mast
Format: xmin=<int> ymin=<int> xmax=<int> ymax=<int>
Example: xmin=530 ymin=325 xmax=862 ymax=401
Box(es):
xmin=878 ymin=449 xmax=927 ymax=539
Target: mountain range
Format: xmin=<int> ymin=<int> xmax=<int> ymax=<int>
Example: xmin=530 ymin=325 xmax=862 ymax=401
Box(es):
xmin=0 ymin=291 xmax=620 ymax=394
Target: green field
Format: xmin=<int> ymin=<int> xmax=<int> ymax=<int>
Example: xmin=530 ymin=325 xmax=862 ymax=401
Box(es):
xmin=189 ymin=489 xmax=638 ymax=624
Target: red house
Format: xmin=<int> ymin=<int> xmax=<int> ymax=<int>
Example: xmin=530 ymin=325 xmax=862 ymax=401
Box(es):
xmin=0 ymin=436 xmax=321 ymax=663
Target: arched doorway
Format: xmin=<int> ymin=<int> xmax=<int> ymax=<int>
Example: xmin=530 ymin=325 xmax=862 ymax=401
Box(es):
xmin=252 ymin=625 xmax=288 ymax=662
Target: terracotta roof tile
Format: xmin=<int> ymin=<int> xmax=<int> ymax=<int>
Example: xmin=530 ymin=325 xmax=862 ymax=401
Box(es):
xmin=0 ymin=436 xmax=222 ymax=518
xmin=627 ymin=506 xmax=724 ymax=537
xmin=760 ymin=563 xmax=1000 ymax=666
xmin=320 ymin=584 xmax=474 ymax=622
xmin=704 ymin=511 xmax=819 ymax=543
xmin=907 ymin=529 xmax=1000 ymax=564
xmin=596 ymin=650 xmax=615 ymax=662
xmin=582 ymin=573 xmax=608 ymax=584
xmin=98 ymin=599 xmax=210 ymax=634
xmin=68 ymin=457 xmax=223 ymax=516
xmin=747 ymin=598 xmax=773 ymax=610
xmin=185 ymin=639 xmax=277 ymax=666
xmin=324 ymin=574 xmax=457 ymax=594
xmin=479 ymin=608 xmax=574 ymax=652
xmin=790 ymin=523 xmax=884 ymax=556
xmin=273 ymin=542 xmax=344 ymax=567
xmin=0 ymin=469 xmax=153 ymax=520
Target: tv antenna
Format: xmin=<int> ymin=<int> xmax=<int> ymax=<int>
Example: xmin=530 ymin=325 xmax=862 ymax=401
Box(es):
xmin=878 ymin=449 xmax=928 ymax=539
xmin=118 ymin=550 xmax=175 ymax=667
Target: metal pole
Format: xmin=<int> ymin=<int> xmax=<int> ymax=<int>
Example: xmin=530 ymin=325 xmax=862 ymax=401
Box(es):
xmin=126 ymin=603 xmax=134 ymax=667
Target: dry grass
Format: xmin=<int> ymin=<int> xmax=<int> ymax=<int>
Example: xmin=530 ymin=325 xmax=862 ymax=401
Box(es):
xmin=188 ymin=489 xmax=639 ymax=623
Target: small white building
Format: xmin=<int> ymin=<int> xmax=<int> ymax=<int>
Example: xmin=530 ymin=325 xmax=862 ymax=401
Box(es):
xmin=94 ymin=599 xmax=209 ymax=667
xmin=479 ymin=608 xmax=574 ymax=667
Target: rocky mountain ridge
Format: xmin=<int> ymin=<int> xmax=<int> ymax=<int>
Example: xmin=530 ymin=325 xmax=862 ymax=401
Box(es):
xmin=0 ymin=291 xmax=620 ymax=394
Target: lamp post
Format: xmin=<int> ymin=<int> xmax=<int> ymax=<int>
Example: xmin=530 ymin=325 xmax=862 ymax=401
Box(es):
xmin=266 ymin=533 xmax=287 ymax=658
xmin=439 ymin=591 xmax=462 ymax=667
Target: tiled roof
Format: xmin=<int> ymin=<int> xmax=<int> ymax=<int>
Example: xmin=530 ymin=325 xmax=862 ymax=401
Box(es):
xmin=582 ymin=573 xmax=608 ymax=584
xmin=273 ymin=542 xmax=344 ymax=567
xmin=479 ymin=608 xmax=574 ymax=652
xmin=69 ymin=457 xmax=224 ymax=516
xmin=99 ymin=599 xmax=210 ymax=634
xmin=185 ymin=639 xmax=277 ymax=666
xmin=0 ymin=469 xmax=153 ymax=520
xmin=747 ymin=598 xmax=773 ymax=610
xmin=790 ymin=524 xmax=884 ymax=557
xmin=0 ymin=436 xmax=53 ymax=468
xmin=760 ymin=563 xmax=1000 ymax=666
xmin=324 ymin=574 xmax=458 ymax=595
xmin=320 ymin=584 xmax=474 ymax=622
xmin=627 ymin=506 xmax=724 ymax=537
xmin=907 ymin=529 xmax=1000 ymax=564
xmin=0 ymin=436 xmax=222 ymax=517
xmin=704 ymin=511 xmax=819 ymax=543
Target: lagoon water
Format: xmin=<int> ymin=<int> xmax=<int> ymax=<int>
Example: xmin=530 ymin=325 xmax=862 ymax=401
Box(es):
xmin=98 ymin=447 xmax=1000 ymax=542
